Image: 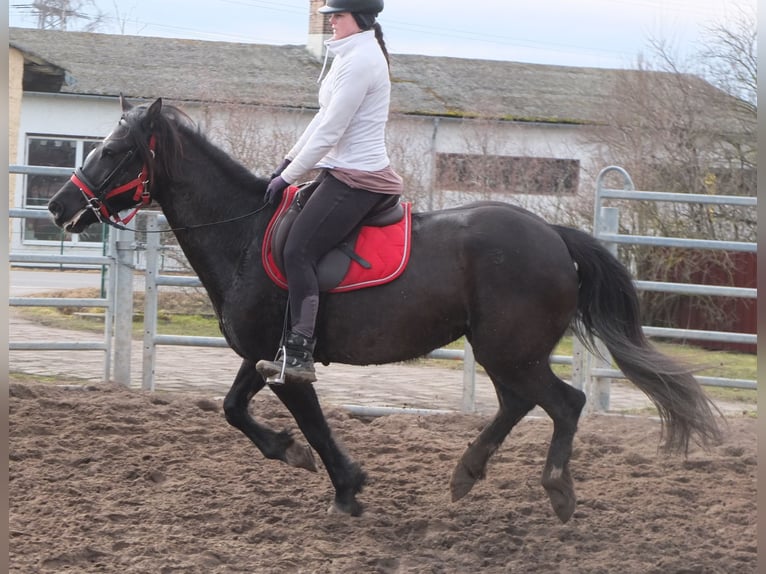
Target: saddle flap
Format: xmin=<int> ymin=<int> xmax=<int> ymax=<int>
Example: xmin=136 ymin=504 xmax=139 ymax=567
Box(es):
xmin=262 ymin=184 xmax=412 ymax=293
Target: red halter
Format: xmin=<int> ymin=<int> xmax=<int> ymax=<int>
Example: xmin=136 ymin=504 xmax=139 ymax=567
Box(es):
xmin=69 ymin=135 xmax=156 ymax=229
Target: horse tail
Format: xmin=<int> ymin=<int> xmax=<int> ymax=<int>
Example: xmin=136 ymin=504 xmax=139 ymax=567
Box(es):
xmin=552 ymin=224 xmax=722 ymax=453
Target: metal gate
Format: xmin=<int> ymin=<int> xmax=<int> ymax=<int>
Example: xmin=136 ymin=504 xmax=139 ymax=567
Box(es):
xmin=576 ymin=166 xmax=757 ymax=411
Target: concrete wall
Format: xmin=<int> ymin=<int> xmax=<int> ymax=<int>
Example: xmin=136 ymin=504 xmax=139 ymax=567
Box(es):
xmin=9 ymin=48 xmax=24 ymax=222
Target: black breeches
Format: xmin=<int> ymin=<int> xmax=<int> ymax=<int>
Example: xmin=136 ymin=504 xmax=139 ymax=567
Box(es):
xmin=284 ymin=171 xmax=391 ymax=338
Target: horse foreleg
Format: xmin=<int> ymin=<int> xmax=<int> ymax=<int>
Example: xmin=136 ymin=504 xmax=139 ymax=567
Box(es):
xmin=269 ymin=383 xmax=367 ymax=517
xmin=223 ymin=360 xmax=317 ymax=472
xmin=450 ymin=382 xmax=535 ymax=502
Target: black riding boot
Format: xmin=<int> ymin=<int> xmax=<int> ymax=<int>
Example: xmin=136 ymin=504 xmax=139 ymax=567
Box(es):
xmin=256 ymin=331 xmax=317 ymax=384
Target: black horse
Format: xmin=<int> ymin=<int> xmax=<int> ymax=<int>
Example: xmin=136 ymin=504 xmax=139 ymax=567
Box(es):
xmin=48 ymin=97 xmax=721 ymax=523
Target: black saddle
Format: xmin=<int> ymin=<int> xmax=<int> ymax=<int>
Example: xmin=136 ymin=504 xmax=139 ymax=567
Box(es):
xmin=269 ymin=180 xmax=404 ymax=292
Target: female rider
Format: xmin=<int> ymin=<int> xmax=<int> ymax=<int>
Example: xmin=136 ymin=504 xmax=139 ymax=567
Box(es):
xmin=256 ymin=0 xmax=402 ymax=384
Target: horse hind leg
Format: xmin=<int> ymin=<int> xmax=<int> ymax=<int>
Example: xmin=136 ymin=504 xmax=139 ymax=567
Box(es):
xmin=450 ymin=381 xmax=535 ymax=502
xmin=223 ymin=360 xmax=317 ymax=472
xmin=527 ymin=366 xmax=586 ymax=523
xmin=474 ymin=360 xmax=585 ymax=523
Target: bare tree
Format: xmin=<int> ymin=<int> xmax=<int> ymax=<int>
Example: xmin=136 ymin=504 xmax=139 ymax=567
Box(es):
xmin=109 ymin=1 xmax=146 ymax=35
xmin=584 ymin=14 xmax=757 ymax=331
xmin=700 ymin=4 xmax=757 ymax=111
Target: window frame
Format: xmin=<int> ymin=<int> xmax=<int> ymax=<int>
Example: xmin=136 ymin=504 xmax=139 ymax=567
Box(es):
xmin=435 ymin=153 xmax=580 ymax=196
xmin=22 ymin=134 xmax=104 ymax=246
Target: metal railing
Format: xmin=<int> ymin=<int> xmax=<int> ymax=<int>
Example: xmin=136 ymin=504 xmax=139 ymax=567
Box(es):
xmin=9 ymin=207 xmax=116 ymax=382
xmin=9 ymin=164 xmax=756 ymax=414
xmin=578 ymin=166 xmax=757 ymax=411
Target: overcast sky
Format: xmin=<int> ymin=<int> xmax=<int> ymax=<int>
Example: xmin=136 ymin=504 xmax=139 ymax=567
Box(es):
xmin=8 ymin=0 xmax=754 ymax=69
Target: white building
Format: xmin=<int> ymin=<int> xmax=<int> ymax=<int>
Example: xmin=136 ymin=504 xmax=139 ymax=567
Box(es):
xmin=8 ymin=4 xmax=733 ymax=258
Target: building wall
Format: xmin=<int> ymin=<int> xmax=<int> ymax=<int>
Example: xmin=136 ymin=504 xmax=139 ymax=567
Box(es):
xmin=11 ymin=92 xmax=605 ymax=256
xmin=9 ymin=48 xmax=24 ymax=222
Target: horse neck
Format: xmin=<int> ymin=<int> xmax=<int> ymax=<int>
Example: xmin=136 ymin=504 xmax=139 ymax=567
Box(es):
xmin=154 ymin=135 xmax=269 ymax=308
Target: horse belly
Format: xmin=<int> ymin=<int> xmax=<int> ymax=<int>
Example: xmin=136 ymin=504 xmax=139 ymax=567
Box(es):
xmin=316 ymin=255 xmax=468 ymax=365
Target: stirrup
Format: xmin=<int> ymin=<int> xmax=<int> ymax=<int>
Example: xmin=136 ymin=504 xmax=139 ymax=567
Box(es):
xmin=267 ymin=344 xmax=289 ymax=385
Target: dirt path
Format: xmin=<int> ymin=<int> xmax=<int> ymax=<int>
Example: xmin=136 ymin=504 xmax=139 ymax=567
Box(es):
xmin=9 ymin=378 xmax=757 ymax=573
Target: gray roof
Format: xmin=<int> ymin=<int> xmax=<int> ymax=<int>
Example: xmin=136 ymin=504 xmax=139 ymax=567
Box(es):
xmin=9 ymin=26 xmax=732 ymax=125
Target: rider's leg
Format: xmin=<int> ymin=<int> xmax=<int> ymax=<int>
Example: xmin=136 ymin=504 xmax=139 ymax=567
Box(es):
xmin=256 ymin=172 xmax=389 ymax=383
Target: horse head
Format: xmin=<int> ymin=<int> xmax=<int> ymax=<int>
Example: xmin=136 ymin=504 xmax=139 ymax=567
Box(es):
xmin=48 ymin=96 xmax=171 ymax=233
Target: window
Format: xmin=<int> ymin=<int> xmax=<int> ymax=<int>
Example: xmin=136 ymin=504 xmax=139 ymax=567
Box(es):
xmin=23 ymin=136 xmax=103 ymax=244
xmin=435 ymin=153 xmax=580 ymax=195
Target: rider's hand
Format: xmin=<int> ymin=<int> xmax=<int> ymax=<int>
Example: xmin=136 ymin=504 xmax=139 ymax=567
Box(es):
xmin=264 ymin=175 xmax=289 ymax=206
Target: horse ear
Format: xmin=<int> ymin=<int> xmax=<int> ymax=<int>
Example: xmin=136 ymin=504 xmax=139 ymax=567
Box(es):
xmin=120 ymin=93 xmax=132 ymax=112
xmin=145 ymin=98 xmax=163 ymax=128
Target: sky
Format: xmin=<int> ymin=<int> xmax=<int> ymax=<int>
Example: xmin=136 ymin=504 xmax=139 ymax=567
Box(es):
xmin=8 ymin=0 xmax=755 ymax=69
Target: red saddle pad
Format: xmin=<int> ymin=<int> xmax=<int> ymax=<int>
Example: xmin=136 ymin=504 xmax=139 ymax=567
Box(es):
xmin=262 ymin=187 xmax=412 ymax=293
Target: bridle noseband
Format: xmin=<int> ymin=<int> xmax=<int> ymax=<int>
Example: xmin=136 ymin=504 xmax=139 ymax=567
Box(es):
xmin=70 ymin=134 xmax=157 ymax=230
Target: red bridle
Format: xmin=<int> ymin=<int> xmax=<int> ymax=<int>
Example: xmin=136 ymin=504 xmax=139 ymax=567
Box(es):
xmin=70 ymin=134 xmax=157 ymax=229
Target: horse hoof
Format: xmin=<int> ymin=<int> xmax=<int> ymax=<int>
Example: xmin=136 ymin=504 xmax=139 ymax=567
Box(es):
xmin=542 ymin=475 xmax=576 ymax=522
xmin=542 ymin=465 xmax=576 ymax=523
xmin=329 ymin=497 xmax=363 ymax=517
xmin=284 ymin=442 xmax=317 ymax=472
xmin=450 ymin=461 xmax=478 ymax=502
xmin=545 ymin=486 xmax=576 ymax=523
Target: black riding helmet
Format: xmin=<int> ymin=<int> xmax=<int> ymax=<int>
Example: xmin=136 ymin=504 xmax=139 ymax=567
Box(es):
xmin=318 ymin=0 xmax=384 ymax=15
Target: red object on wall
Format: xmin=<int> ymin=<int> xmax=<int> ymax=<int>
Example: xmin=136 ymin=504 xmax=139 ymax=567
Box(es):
xmin=669 ymin=251 xmax=756 ymax=353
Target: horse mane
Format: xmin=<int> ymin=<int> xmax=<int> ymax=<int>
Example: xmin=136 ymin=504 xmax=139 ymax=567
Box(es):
xmin=126 ymin=101 xmax=265 ymax=194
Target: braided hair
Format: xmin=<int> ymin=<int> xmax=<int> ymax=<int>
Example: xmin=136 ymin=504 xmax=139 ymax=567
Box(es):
xmin=352 ymin=12 xmax=390 ymax=70
xmin=373 ymin=22 xmax=390 ymax=69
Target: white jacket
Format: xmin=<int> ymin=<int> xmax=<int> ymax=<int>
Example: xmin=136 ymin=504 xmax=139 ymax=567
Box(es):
xmin=280 ymin=30 xmax=391 ymax=184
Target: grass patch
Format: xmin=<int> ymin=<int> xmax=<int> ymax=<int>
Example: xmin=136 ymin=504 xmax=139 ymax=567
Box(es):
xmin=15 ymin=286 xmax=217 ymax=339
xmin=9 ymin=371 xmax=93 ymax=385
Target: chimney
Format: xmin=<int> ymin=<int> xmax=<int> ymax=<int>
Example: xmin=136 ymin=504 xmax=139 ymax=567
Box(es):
xmin=307 ymin=0 xmax=332 ymax=61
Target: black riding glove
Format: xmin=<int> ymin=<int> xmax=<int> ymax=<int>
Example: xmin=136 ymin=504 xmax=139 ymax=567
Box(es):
xmin=264 ymin=175 xmax=289 ymax=206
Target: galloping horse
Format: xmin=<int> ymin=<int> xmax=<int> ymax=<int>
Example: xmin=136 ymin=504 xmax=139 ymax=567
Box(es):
xmin=48 ymin=97 xmax=721 ymax=522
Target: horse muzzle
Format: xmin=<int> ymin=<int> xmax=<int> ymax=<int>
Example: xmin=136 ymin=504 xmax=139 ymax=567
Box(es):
xmin=48 ymin=182 xmax=97 ymax=233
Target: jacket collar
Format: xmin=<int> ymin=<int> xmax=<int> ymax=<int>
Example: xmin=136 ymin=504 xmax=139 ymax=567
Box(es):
xmin=324 ymin=29 xmax=375 ymax=58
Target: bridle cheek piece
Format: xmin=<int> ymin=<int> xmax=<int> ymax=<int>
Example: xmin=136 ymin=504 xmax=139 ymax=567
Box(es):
xmin=69 ymin=135 xmax=156 ymax=229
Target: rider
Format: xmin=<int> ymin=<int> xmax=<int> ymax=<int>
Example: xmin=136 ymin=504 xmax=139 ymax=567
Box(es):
xmin=256 ymin=0 xmax=403 ymax=384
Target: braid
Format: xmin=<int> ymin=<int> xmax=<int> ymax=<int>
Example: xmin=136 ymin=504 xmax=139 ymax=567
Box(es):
xmin=373 ymin=22 xmax=390 ymax=69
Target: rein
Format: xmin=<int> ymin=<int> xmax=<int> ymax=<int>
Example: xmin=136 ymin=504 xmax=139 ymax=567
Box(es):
xmin=69 ymin=132 xmax=270 ymax=233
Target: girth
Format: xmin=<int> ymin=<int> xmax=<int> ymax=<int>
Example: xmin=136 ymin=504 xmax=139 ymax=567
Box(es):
xmin=269 ymin=180 xmax=405 ymax=292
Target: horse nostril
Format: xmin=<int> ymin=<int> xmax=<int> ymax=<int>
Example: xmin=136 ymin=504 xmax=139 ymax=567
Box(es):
xmin=48 ymin=200 xmax=61 ymax=218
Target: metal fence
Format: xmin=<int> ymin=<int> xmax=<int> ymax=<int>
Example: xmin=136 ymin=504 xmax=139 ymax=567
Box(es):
xmin=10 ymin=166 xmax=112 ymax=383
xmin=10 ymin=165 xmax=142 ymax=386
xmin=10 ymin=211 xmax=115 ymax=383
xmin=579 ymin=166 xmax=757 ymax=411
xmin=9 ymin=164 xmax=757 ymax=413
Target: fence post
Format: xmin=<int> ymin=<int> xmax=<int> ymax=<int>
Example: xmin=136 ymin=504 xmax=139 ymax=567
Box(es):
xmin=587 ymin=205 xmax=621 ymax=412
xmin=142 ymin=214 xmax=161 ymax=391
xmin=112 ymin=226 xmax=135 ymax=386
xmin=102 ymin=231 xmax=117 ymax=383
xmin=570 ymin=338 xmax=585 ymax=391
xmin=461 ymin=340 xmax=476 ymax=412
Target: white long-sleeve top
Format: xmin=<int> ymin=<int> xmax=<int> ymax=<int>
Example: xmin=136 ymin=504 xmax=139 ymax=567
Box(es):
xmin=280 ymin=29 xmax=392 ymax=185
